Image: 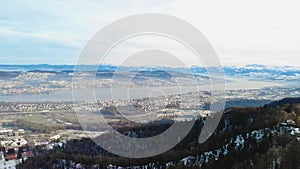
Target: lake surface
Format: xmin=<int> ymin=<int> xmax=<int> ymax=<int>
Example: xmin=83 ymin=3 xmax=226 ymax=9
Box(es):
xmin=0 ymin=79 xmax=281 ymax=102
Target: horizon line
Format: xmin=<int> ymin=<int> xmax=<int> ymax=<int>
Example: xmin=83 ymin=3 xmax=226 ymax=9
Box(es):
xmin=0 ymin=63 xmax=299 ymax=68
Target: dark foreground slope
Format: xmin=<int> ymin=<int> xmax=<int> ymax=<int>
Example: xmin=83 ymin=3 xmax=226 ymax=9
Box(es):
xmin=18 ymin=98 xmax=300 ymax=169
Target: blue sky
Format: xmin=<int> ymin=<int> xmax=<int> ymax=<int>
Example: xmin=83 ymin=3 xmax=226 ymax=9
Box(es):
xmin=0 ymin=0 xmax=300 ymax=66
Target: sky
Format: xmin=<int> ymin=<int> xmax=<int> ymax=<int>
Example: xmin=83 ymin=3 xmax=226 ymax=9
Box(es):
xmin=0 ymin=0 xmax=300 ymax=66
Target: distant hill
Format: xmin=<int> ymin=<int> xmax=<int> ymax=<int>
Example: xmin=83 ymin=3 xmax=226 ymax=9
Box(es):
xmin=267 ymin=97 xmax=300 ymax=108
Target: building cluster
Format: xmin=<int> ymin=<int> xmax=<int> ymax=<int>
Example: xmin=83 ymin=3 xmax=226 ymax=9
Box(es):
xmin=0 ymin=128 xmax=32 ymax=169
xmin=226 ymin=87 xmax=300 ymax=101
xmin=0 ymin=102 xmax=75 ymax=113
xmin=0 ymin=127 xmax=69 ymax=169
xmin=280 ymin=119 xmax=300 ymax=141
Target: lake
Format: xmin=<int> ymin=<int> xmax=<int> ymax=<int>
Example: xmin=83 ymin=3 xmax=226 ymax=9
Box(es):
xmin=0 ymin=79 xmax=281 ymax=102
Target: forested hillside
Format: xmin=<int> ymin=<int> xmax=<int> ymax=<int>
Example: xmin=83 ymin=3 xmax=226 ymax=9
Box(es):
xmin=18 ymin=98 xmax=300 ymax=169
